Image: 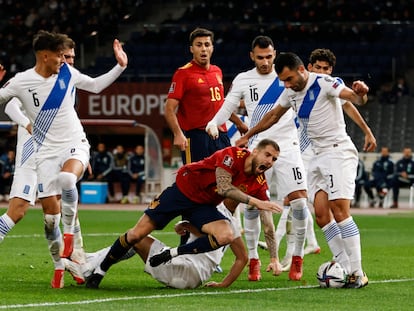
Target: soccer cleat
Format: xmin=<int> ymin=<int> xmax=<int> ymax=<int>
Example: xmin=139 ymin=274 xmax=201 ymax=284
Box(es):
xmin=304 ymin=245 xmax=321 ymax=255
xmin=70 ymin=248 xmax=87 ymax=265
xmin=248 ymin=258 xmax=261 ymax=281
xmin=280 ymin=256 xmax=292 ymax=272
xmin=85 ymin=273 xmax=104 ymax=289
xmin=51 ymin=269 xmax=64 ymax=289
xmin=214 ymin=265 xmax=223 ymax=273
xmin=149 ymin=248 xmax=172 ymax=267
xmin=390 ymin=203 xmax=398 ymax=209
xmin=345 ymin=272 xmax=369 ymax=288
xmin=288 ymin=256 xmax=303 ymax=281
xmin=61 ymin=233 xmax=74 ymax=258
xmin=120 ymin=196 xmax=129 ymax=204
xmin=62 ymin=258 xmax=85 ymax=285
xmin=257 ymin=241 xmax=268 ymax=250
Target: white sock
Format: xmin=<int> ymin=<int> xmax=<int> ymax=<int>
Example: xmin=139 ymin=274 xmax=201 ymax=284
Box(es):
xmin=73 ymin=217 xmax=83 ymax=249
xmin=275 ymin=205 xmax=290 ymax=252
xmin=337 ymin=216 xmax=363 ymax=276
xmin=244 ymin=208 xmax=261 ymax=259
xmin=0 ymin=213 xmax=15 ymax=240
xmin=290 ymin=198 xmax=308 ymax=258
xmin=321 ymin=220 xmax=351 ymax=273
xmin=58 ymin=172 xmax=79 ymax=235
xmin=305 ymin=207 xmax=319 ymax=247
xmin=44 ymin=214 xmax=64 ymax=269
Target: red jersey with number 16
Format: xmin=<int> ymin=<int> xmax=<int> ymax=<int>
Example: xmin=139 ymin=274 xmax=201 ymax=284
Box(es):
xmin=167 ymin=60 xmax=226 ymax=131
xmin=175 ymin=146 xmax=269 ymax=205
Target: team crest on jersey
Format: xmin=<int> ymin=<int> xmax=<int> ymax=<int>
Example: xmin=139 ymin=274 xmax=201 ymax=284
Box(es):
xmin=236 ymin=149 xmax=248 ymax=158
xmin=168 ymin=82 xmax=176 ymax=93
xmin=222 ymin=155 xmax=234 ymax=168
xmin=309 ymin=90 xmax=315 ymax=101
xmin=58 ymin=78 xmax=67 ymax=90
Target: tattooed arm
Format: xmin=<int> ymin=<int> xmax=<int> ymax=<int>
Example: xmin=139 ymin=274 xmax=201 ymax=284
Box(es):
xmin=215 ymin=167 xmax=282 ymax=213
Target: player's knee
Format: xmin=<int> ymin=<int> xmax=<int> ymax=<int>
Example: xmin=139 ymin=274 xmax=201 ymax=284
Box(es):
xmin=44 ymin=214 xmax=61 ymax=239
xmin=57 ymin=171 xmax=77 ymax=189
xmin=260 ymin=210 xmax=275 ymax=233
xmin=7 ymin=199 xmax=30 ymax=223
xmin=315 ymin=214 xmax=330 ymax=228
xmin=214 ymin=229 xmax=234 ymax=246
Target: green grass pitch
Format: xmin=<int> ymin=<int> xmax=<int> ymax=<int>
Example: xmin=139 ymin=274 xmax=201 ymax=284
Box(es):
xmin=0 ymin=207 xmax=413 ymax=311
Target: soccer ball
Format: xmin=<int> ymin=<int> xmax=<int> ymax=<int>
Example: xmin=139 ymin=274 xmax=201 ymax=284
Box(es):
xmin=316 ymin=261 xmax=347 ymax=288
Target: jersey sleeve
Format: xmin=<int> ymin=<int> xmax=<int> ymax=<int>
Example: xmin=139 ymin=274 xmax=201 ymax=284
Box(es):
xmin=210 ymin=75 xmax=243 ymax=125
xmin=0 ymin=77 xmax=18 ymax=105
xmin=321 ymin=76 xmax=346 ymax=98
xmin=167 ymin=69 xmax=185 ymax=100
xmin=214 ymin=147 xmax=247 ymax=175
xmin=276 ymin=88 xmax=290 ymax=108
xmin=5 ymin=98 xmax=30 ymax=128
xmin=73 ymin=64 xmax=125 ymax=93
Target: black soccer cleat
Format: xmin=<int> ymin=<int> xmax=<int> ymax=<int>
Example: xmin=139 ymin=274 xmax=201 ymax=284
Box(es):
xmin=85 ymin=273 xmax=104 ymax=289
xmin=149 ymin=249 xmax=172 ymax=267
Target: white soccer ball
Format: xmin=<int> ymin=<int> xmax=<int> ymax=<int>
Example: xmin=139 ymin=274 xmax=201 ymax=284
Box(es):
xmin=316 ymin=261 xmax=347 ymax=288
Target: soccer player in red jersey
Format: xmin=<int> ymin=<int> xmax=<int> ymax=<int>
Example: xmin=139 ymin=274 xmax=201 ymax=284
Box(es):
xmin=86 ymin=139 xmax=283 ymax=288
xmin=165 ymin=27 xmax=245 ymax=164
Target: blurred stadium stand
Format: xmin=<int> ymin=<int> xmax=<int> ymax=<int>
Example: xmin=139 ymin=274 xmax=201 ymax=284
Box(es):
xmin=1 ymin=0 xmax=414 ymax=152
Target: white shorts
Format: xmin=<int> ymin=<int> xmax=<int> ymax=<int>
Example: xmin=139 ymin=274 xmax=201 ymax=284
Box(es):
xmin=144 ymin=239 xmax=202 ymax=289
xmin=307 ymin=142 xmax=358 ymax=202
xmin=266 ymin=145 xmax=308 ymax=200
xmin=36 ymin=140 xmax=90 ymax=198
xmin=10 ymin=128 xmax=38 ymax=204
xmin=9 ymin=166 xmax=37 ymax=205
xmin=301 ymin=145 xmax=314 ymax=172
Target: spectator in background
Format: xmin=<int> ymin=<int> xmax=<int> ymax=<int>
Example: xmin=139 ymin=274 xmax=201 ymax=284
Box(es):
xmin=390 ymin=147 xmax=414 ymax=208
xmin=0 ymin=150 xmax=15 ymax=202
xmin=390 ymin=76 xmax=409 ymax=102
xmin=111 ymin=144 xmax=130 ymax=204
xmin=128 ymin=144 xmax=145 ymax=204
xmin=352 ymin=158 xmax=375 ymax=208
xmin=366 ymin=146 xmax=394 ymax=207
xmin=89 ymin=143 xmax=114 ymax=201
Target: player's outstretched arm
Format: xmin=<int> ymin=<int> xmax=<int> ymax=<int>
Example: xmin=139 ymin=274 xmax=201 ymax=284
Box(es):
xmin=204 ymin=236 xmax=247 ymax=288
xmin=235 ymin=105 xmax=288 ymax=147
xmin=342 ymin=102 xmax=376 ymax=152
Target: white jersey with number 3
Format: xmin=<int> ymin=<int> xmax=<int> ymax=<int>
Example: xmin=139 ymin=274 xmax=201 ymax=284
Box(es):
xmin=277 ymin=72 xmax=351 ymax=150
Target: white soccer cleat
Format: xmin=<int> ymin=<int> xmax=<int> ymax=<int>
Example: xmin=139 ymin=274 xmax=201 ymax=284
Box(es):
xmin=82 ymin=247 xmax=110 ymax=279
xmin=280 ymin=256 xmax=292 ymax=272
xmin=304 ymin=245 xmax=321 ymax=255
xmin=257 ymin=241 xmax=268 ymax=250
xmin=62 ymin=258 xmax=85 ymax=285
xmin=71 ymin=248 xmax=87 ymax=264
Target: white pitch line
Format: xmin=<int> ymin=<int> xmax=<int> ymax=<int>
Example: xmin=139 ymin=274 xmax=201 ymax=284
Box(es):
xmin=5 ymin=232 xmax=175 ymax=239
xmin=1 ymin=278 xmax=414 ymax=309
